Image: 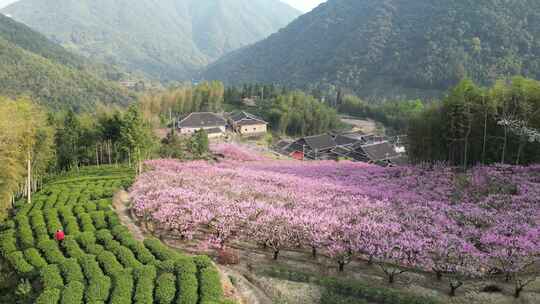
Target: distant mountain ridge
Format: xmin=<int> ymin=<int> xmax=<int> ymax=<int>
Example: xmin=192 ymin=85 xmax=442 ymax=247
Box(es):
xmin=204 ymin=0 xmax=540 ymax=100
xmin=0 ymin=13 xmax=133 ymax=111
xmin=2 ymin=0 xmax=300 ymax=81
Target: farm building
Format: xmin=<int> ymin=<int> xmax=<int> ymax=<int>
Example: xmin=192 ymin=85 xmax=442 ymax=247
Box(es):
xmin=229 ymin=111 xmax=268 ymax=136
xmin=177 ymin=112 xmax=227 ymax=138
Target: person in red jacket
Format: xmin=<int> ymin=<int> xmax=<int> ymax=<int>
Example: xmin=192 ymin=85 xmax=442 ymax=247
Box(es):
xmin=55 ymin=229 xmax=65 ymax=242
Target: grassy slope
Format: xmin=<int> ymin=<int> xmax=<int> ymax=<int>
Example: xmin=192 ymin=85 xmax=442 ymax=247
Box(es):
xmin=0 ymin=166 xmax=226 ymax=303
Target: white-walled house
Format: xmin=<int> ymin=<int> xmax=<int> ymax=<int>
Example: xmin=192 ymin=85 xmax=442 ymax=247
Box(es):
xmin=229 ymin=111 xmax=268 ymax=136
xmin=177 ymin=112 xmax=227 ymax=138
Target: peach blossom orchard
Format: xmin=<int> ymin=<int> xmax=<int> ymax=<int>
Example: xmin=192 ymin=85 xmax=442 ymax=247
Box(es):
xmin=130 ymin=144 xmax=540 ymax=297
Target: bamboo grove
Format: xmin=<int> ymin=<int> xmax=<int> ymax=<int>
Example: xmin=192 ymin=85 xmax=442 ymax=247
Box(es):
xmin=408 ymin=77 xmax=540 ymax=166
xmin=0 ymin=99 xmax=156 ymax=221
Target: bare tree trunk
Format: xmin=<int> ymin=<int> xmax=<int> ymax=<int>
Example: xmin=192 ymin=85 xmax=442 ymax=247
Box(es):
xmin=501 ymin=127 xmax=508 ymax=164
xmin=482 ymin=108 xmax=488 ymax=164
xmin=26 ymin=151 xmax=31 ymax=204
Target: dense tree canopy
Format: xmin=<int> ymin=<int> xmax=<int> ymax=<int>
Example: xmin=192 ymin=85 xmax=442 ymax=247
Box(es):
xmin=205 ymin=0 xmax=540 ymax=100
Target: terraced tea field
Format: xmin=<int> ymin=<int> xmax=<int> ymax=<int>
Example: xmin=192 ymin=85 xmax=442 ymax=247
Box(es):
xmin=0 ymin=166 xmax=228 ymax=304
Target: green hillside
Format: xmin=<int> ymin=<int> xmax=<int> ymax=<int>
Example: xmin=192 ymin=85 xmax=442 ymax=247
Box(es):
xmin=2 ymin=0 xmax=300 ymax=81
xmin=0 ymin=14 xmax=133 ymax=111
xmin=204 ymin=0 xmax=540 ymax=100
xmin=0 ymin=166 xmax=227 ymax=303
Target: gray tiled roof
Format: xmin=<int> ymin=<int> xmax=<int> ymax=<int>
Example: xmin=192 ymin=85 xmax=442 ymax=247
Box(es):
xmin=360 ymin=141 xmax=400 ymax=161
xmin=304 ymin=134 xmax=337 ymax=150
xmin=178 ymin=112 xmax=226 ymax=128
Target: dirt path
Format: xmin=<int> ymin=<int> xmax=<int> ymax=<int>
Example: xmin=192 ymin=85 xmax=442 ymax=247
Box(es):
xmin=112 ymin=190 xmax=272 ymax=304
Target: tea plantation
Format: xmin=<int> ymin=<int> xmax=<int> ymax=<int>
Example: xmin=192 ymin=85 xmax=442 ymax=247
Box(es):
xmin=0 ymin=166 xmax=229 ymax=304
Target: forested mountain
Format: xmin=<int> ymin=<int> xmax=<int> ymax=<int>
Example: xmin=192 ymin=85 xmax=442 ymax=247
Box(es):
xmin=2 ymin=0 xmax=300 ymax=81
xmin=204 ymin=0 xmax=540 ymax=100
xmin=0 ymin=14 xmax=133 ymax=111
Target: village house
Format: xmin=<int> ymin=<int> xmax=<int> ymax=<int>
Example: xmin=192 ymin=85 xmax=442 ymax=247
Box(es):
xmin=229 ymin=111 xmax=268 ymax=136
xmin=278 ymin=132 xmax=408 ymax=165
xmin=177 ymin=112 xmax=227 ymax=138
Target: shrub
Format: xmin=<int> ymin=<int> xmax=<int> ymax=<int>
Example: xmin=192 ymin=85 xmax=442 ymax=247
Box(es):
xmin=44 ymin=209 xmax=62 ymax=235
xmin=40 ymin=264 xmax=64 ymax=289
xmin=86 ymin=244 xmax=105 ymax=255
xmin=64 ymin=216 xmax=80 ymax=235
xmin=176 ymin=258 xmax=198 ymax=304
xmin=85 ymin=202 xmax=98 ymax=213
xmin=96 ymin=229 xmax=114 ymax=243
xmin=155 ymin=273 xmax=176 ymax=304
xmin=79 ymin=213 xmax=96 ymax=232
xmin=97 ymin=199 xmax=112 ymax=211
xmin=24 ymin=248 xmax=48 ymax=269
xmin=91 ymin=211 xmax=107 ymax=230
xmin=80 ymin=255 xmax=104 ymax=280
xmin=143 ymin=238 xmax=179 ymax=261
xmin=77 ymin=231 xmax=96 ymax=249
xmin=111 ymin=225 xmax=129 ymax=237
xmin=59 ymin=258 xmax=84 ymax=283
xmin=96 ymin=251 xmax=123 ymax=276
xmin=0 ymin=229 xmax=18 ymax=256
xmin=157 ymin=259 xmax=177 ymax=273
xmin=37 ymin=239 xmax=65 ymax=264
xmin=110 ymin=245 xmax=142 ymax=269
xmin=61 ymin=281 xmax=84 ymax=304
xmin=16 ymin=216 xmax=34 ymax=249
xmin=134 ymin=265 xmax=157 ymax=304
xmin=198 ymin=267 xmax=223 ymax=304
xmin=62 ymin=237 xmax=85 ymax=259
xmin=217 ymin=248 xmax=240 ymax=265
xmin=30 ymin=212 xmax=48 ymax=237
xmin=110 ymin=269 xmax=134 ymax=304
xmin=319 ymin=278 xmax=439 ymax=304
xmin=86 ymin=275 xmax=111 ymax=303
xmin=7 ymin=251 xmax=35 ymax=275
xmin=106 ymin=210 xmax=121 ymax=227
xmin=130 ymin=242 xmax=155 ymax=265
xmin=36 ymin=288 xmax=61 ymax=304
xmin=194 ymin=255 xmax=214 ymax=270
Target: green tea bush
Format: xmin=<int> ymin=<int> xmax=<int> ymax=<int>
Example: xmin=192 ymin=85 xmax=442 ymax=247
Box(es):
xmin=157 ymin=259 xmax=177 ymax=273
xmin=194 ymin=255 xmax=213 ymax=270
xmin=86 ymin=275 xmax=111 ymax=303
xmin=86 ymin=244 xmax=105 ymax=255
xmin=40 ymin=264 xmax=63 ymax=289
xmin=85 ymin=202 xmax=98 ymax=213
xmin=110 ymin=269 xmax=134 ymax=304
xmin=29 ymin=212 xmax=48 ymax=237
xmin=7 ymin=251 xmax=35 ymax=275
xmin=36 ymin=288 xmax=61 ymax=304
xmin=111 ymin=225 xmax=129 ymax=237
xmin=37 ymin=239 xmax=65 ymax=264
xmin=80 ymin=213 xmax=96 ymax=232
xmin=80 ymin=255 xmax=104 ymax=280
xmin=44 ymin=209 xmax=62 ymax=235
xmin=109 ymin=244 xmax=142 ymax=269
xmin=77 ymin=231 xmax=96 ymax=249
xmin=144 ymin=238 xmax=179 ymax=261
xmin=134 ymin=265 xmax=157 ymax=304
xmin=97 ymin=199 xmax=112 ymax=211
xmin=62 ymin=237 xmax=85 ymax=259
xmin=59 ymin=258 xmax=84 ymax=283
xmin=176 ymin=258 xmax=198 ymax=304
xmin=155 ymin=273 xmax=176 ymax=304
xmin=16 ymin=216 xmax=34 ymax=249
xmin=72 ymin=206 xmax=85 ymax=216
xmin=198 ymin=267 xmax=223 ymax=304
xmin=24 ymin=248 xmax=48 ymax=269
xmin=97 ymin=251 xmax=124 ymax=276
xmin=106 ymin=210 xmax=121 ymax=227
xmin=61 ymin=281 xmax=84 ymax=304
xmin=91 ymin=211 xmax=107 ymax=229
xmin=0 ymin=229 xmax=18 ymax=256
xmin=96 ymin=229 xmax=114 ymax=243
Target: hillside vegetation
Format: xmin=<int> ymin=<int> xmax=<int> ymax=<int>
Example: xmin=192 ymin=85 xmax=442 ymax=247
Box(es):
xmin=2 ymin=0 xmax=300 ymax=81
xmin=0 ymin=166 xmax=227 ymax=303
xmin=204 ymin=0 xmax=540 ymax=100
xmin=0 ymin=14 xmax=133 ymax=111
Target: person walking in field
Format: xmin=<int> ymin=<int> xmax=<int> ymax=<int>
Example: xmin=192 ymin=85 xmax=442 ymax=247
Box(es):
xmin=55 ymin=229 xmax=65 ymax=243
